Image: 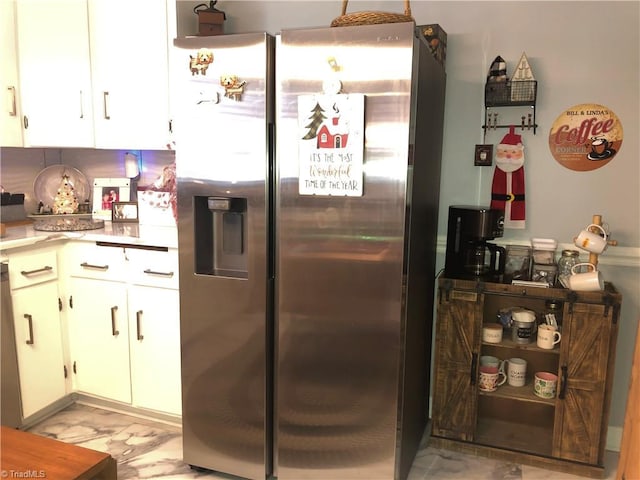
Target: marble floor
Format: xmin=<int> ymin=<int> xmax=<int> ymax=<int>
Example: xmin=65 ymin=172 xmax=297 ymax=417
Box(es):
xmin=26 ymin=403 xmax=619 ymax=480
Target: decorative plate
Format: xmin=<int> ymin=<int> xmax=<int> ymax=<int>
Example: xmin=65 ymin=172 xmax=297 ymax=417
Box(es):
xmin=33 ymin=165 xmax=89 ymax=207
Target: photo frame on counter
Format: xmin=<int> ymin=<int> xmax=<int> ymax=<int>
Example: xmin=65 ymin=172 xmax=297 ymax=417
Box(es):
xmin=112 ymin=201 xmax=139 ymax=223
xmin=92 ymin=178 xmax=131 ymax=220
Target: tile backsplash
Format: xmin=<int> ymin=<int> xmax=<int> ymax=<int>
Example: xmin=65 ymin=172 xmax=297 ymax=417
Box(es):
xmin=0 ymin=147 xmax=175 ymax=216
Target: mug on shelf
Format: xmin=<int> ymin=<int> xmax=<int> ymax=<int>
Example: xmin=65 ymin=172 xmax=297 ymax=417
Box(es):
xmin=480 ymin=355 xmax=501 ymax=369
xmin=567 ymin=263 xmax=604 ymax=291
xmin=574 ymin=223 xmax=608 ymax=254
xmin=482 ymin=324 xmax=503 ymax=344
xmin=478 ymin=365 xmax=507 ymax=392
xmin=537 ymin=324 xmax=562 ymax=349
xmin=534 ymin=371 xmax=558 ymax=399
xmin=500 ymin=357 xmax=527 ymax=387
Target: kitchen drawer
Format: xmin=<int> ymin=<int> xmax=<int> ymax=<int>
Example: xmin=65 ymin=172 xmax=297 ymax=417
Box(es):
xmin=67 ymin=242 xmax=127 ymax=282
xmin=127 ymin=247 xmax=179 ymax=290
xmin=8 ymin=249 xmax=58 ymax=290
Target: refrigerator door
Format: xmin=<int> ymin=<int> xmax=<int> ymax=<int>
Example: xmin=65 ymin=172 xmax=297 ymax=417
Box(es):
xmin=175 ymin=33 xmax=274 ymax=480
xmin=275 ymin=23 xmax=419 ymax=480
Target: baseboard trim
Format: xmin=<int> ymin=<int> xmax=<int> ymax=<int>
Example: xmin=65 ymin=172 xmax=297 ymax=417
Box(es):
xmin=606 ymin=426 xmax=622 ymax=452
xmin=73 ymin=393 xmax=182 ymax=428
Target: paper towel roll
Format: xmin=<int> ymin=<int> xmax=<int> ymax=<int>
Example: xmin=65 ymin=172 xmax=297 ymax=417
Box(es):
xmin=124 ymin=153 xmax=139 ymax=178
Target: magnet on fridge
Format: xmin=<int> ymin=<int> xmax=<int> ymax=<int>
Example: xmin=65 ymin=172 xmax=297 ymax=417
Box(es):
xmin=189 ymin=48 xmax=214 ymax=76
xmin=220 ymin=75 xmax=246 ymax=101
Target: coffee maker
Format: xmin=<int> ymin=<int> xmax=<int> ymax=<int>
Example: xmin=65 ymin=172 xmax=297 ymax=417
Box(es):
xmin=444 ymin=205 xmax=506 ymax=281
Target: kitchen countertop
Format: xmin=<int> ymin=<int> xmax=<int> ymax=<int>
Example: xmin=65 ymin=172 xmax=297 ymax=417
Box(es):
xmin=0 ymin=221 xmax=178 ymax=253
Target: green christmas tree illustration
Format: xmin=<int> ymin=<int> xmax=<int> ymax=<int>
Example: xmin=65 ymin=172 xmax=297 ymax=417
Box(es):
xmin=302 ymin=102 xmax=327 ymax=140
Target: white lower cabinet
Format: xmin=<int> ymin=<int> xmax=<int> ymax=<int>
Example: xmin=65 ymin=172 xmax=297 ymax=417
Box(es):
xmin=66 ymin=241 xmax=181 ymax=416
xmin=128 ymin=285 xmax=181 ymax=415
xmin=6 ymin=246 xmax=67 ymax=419
xmin=67 ymin=276 xmax=131 ymax=404
xmin=11 ymin=281 xmax=67 ymax=418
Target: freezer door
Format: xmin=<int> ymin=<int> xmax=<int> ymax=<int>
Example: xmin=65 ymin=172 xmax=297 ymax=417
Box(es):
xmin=175 ymin=33 xmax=274 ymax=480
xmin=276 ymin=23 xmax=416 ymax=480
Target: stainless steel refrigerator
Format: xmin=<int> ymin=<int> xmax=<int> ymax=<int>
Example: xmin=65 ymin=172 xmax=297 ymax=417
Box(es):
xmin=176 ymin=22 xmax=446 ymax=480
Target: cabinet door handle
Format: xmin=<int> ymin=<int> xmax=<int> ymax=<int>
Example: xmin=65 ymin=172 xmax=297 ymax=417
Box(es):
xmin=559 ymin=365 xmax=568 ymax=399
xmin=470 ymin=352 xmax=478 ymax=385
xmin=136 ymin=310 xmax=144 ymax=341
xmin=110 ymin=306 xmax=119 ymax=336
xmin=103 ymin=91 xmax=110 ymax=120
xmin=8 ymin=86 xmax=17 ymax=116
xmin=79 ymin=90 xmax=84 ymax=119
xmin=80 ymin=262 xmax=109 ymax=271
xmin=24 ymin=314 xmax=34 ymax=345
xmin=21 ymin=265 xmax=53 ymax=276
xmin=23 ymin=115 xmax=28 ymax=129
xmin=143 ymin=268 xmax=174 ymax=277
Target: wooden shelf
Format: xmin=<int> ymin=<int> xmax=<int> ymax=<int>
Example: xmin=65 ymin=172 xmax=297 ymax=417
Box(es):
xmin=482 ymin=338 xmax=560 ymax=354
xmin=479 ymin=381 xmax=556 ymax=406
xmin=475 ymin=417 xmax=553 ymax=457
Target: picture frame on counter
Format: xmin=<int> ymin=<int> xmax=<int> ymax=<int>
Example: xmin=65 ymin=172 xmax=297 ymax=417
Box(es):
xmin=112 ymin=201 xmax=139 ymax=223
xmin=92 ymin=178 xmax=131 ymax=220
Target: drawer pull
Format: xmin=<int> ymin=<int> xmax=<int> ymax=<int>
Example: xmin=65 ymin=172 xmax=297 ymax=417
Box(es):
xmin=8 ymin=86 xmax=17 ymax=116
xmin=110 ymin=306 xmax=119 ymax=336
xmin=143 ymin=268 xmax=174 ymax=277
xmin=25 ymin=314 xmax=34 ymax=345
xmin=136 ymin=310 xmax=144 ymax=341
xmin=80 ymin=262 xmax=109 ymax=271
xmin=21 ymin=266 xmax=53 ymax=276
xmin=103 ymin=91 xmax=111 ymax=120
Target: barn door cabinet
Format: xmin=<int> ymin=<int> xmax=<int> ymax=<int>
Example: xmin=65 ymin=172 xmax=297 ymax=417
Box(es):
xmin=431 ymin=277 xmax=621 ymax=478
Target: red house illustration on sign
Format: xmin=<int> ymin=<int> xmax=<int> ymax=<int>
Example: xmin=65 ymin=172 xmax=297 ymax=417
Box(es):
xmin=317 ymin=117 xmax=349 ymax=149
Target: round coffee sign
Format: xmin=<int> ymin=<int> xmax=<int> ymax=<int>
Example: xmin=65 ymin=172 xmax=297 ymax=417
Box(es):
xmin=548 ymin=103 xmax=623 ymax=171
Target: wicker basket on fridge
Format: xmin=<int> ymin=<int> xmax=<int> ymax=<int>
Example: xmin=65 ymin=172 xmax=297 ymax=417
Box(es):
xmin=331 ymin=0 xmax=414 ymax=27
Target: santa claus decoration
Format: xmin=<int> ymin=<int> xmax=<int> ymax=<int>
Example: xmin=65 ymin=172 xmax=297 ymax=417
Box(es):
xmin=491 ymin=126 xmax=526 ymax=229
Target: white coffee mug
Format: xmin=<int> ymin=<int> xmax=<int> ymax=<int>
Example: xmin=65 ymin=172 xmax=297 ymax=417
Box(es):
xmin=500 ymin=357 xmax=527 ymax=387
xmin=482 ymin=324 xmax=503 ymax=344
xmin=537 ymin=324 xmax=561 ymax=349
xmin=567 ymin=263 xmax=604 ymax=291
xmin=574 ymin=223 xmax=608 ymax=254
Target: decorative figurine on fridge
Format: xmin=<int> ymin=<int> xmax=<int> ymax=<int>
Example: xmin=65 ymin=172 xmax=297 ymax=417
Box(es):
xmin=490 ymin=126 xmax=526 ymax=229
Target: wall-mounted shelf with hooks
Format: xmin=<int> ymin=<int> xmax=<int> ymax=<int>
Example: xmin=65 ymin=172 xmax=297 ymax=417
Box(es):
xmin=482 ymin=80 xmax=538 ymax=140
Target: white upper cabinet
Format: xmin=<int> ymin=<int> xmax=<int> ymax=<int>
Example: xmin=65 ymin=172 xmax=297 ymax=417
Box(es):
xmin=14 ymin=0 xmax=173 ymax=149
xmin=15 ymin=0 xmax=94 ymax=147
xmin=88 ymin=0 xmax=171 ymax=150
xmin=0 ymin=0 xmax=23 ymax=147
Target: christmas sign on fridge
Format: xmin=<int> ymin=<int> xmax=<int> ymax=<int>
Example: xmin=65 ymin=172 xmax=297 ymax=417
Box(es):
xmin=297 ymin=94 xmax=365 ymax=197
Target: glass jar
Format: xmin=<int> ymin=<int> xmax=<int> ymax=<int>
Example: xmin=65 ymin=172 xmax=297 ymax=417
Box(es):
xmin=556 ymin=249 xmax=580 ymax=287
xmin=543 ymin=299 xmax=563 ymax=330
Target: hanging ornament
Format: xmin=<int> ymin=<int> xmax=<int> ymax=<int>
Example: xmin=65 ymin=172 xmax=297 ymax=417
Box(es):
xmin=490 ymin=126 xmax=526 ymax=229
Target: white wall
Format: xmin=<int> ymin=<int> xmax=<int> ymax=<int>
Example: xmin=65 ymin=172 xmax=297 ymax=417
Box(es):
xmin=176 ymin=0 xmax=640 ymax=447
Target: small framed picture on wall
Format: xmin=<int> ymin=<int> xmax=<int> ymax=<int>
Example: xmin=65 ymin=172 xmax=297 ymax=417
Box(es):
xmin=92 ymin=178 xmax=131 ymax=220
xmin=474 ymin=144 xmax=494 ymax=166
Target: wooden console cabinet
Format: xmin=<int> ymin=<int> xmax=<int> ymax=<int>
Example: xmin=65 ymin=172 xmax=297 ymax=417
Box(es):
xmin=430 ymin=277 xmax=622 ymax=478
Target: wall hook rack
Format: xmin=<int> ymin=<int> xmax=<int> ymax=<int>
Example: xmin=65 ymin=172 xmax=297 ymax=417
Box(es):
xmin=482 ymin=80 xmax=538 ymax=141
